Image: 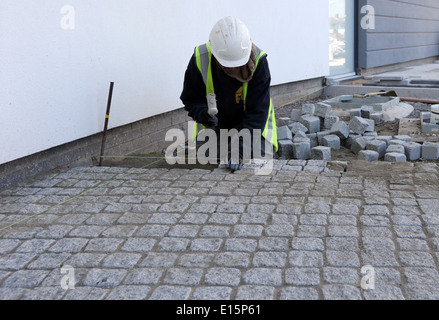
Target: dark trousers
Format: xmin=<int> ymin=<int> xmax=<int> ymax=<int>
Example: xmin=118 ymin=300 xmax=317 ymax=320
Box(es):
xmin=195 ymin=127 xmax=273 ymax=162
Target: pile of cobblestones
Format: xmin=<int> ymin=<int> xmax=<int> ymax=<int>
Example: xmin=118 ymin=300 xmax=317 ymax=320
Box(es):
xmin=276 ymin=103 xmax=439 ymax=162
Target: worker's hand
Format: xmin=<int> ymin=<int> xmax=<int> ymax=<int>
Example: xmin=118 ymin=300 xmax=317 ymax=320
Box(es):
xmin=200 ymin=110 xmax=218 ymax=128
xmin=206 ymin=114 xmax=218 ymax=128
xmin=227 ymin=159 xmax=243 ymax=172
xmin=226 ymin=134 xmax=246 ymax=172
xmin=226 ymin=154 xmax=243 ymax=172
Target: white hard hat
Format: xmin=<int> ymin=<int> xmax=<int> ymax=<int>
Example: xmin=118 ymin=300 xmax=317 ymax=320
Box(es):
xmin=209 ymin=16 xmax=252 ymax=68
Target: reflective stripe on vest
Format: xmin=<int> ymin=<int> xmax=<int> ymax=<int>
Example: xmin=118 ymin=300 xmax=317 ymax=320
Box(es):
xmin=193 ymin=43 xmax=278 ymax=152
xmin=195 ymin=43 xmax=215 ymax=95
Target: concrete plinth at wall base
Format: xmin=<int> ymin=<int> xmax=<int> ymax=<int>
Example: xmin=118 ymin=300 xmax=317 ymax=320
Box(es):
xmin=0 ymin=107 xmax=191 ymax=190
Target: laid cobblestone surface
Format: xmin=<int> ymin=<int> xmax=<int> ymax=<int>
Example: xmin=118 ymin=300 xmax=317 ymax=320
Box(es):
xmin=0 ymin=160 xmax=439 ymax=300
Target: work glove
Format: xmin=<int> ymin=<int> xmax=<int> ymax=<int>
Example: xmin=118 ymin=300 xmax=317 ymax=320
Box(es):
xmin=227 ymin=158 xmax=243 ymax=172
xmin=200 ymin=109 xmax=218 ymax=128
xmin=226 ymin=138 xmax=244 ymax=172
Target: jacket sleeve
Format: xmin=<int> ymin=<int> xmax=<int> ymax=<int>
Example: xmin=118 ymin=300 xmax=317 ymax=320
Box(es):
xmin=180 ymin=53 xmax=208 ymax=124
xmin=240 ymin=55 xmax=271 ymax=133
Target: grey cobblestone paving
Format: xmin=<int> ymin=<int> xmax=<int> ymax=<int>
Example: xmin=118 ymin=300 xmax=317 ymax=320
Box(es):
xmin=0 ymin=160 xmax=439 ymax=300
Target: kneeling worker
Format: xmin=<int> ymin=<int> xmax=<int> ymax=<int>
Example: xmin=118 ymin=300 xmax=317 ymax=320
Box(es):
xmin=180 ymin=16 xmax=278 ymax=171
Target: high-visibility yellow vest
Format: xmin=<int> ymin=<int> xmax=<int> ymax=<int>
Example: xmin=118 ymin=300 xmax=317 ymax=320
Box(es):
xmin=193 ymin=42 xmax=278 ymax=152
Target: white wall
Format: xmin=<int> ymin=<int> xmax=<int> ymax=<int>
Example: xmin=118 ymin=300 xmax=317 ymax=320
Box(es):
xmin=0 ymin=0 xmax=328 ymax=165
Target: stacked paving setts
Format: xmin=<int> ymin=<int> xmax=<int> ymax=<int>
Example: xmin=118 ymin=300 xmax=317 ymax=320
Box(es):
xmin=276 ymin=103 xmax=439 ymax=162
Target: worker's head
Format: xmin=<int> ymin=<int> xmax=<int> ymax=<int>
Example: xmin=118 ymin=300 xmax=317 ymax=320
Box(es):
xmin=209 ymin=16 xmax=252 ymax=68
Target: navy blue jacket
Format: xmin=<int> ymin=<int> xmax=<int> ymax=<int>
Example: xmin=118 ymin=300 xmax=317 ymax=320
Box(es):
xmin=180 ymin=52 xmax=272 ymax=133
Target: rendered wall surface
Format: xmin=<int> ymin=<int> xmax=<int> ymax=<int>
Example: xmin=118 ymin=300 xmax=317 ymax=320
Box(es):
xmin=0 ymin=1 xmax=329 ymax=165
